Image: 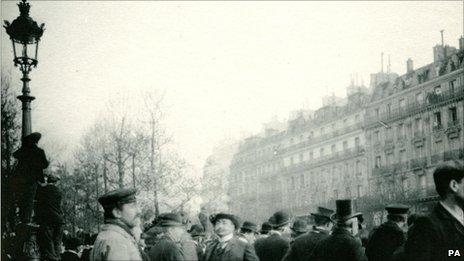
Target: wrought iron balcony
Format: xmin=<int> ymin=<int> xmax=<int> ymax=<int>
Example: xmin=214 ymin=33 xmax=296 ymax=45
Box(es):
xmin=365 ymin=84 xmax=464 ymax=127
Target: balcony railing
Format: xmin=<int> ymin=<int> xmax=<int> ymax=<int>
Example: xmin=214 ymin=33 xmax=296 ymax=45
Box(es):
xmin=365 ymin=84 xmax=464 ymax=126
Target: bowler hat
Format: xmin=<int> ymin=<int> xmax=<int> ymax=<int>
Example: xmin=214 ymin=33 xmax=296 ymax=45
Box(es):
xmin=156 ymin=213 xmax=184 ymax=227
xmin=260 ymin=222 xmax=272 ymax=234
xmin=241 ymin=221 xmax=258 ymax=233
xmin=331 ymin=199 xmax=362 ymax=222
xmin=385 ymin=204 xmax=410 ymax=215
xmin=291 ymin=219 xmax=309 ymax=233
xmin=98 ymin=188 xmax=137 ymax=208
xmin=269 ymin=210 xmax=291 ymax=228
xmin=210 ymin=213 xmax=241 ymax=229
xmin=311 ymin=207 xmax=335 ymax=219
xmin=188 ymin=224 xmax=205 ymax=237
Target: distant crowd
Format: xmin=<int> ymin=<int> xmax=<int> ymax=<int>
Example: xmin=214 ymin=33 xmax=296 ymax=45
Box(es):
xmin=3 ymin=132 xmax=464 ymax=261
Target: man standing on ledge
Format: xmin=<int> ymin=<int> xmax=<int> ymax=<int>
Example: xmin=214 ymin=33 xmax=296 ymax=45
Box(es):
xmin=90 ymin=188 xmax=143 ymax=261
xmin=405 ymin=160 xmax=464 ymax=261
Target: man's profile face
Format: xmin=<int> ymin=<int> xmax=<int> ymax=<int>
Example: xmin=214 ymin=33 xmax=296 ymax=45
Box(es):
xmin=453 ymin=177 xmax=464 ymax=208
xmin=114 ymin=201 xmax=140 ymax=228
xmin=214 ymin=218 xmax=235 ymax=237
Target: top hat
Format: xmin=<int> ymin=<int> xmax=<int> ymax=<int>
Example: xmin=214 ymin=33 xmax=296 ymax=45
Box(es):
xmin=291 ymin=219 xmax=309 ymax=233
xmin=210 ymin=213 xmax=241 ymax=229
xmin=241 ymin=221 xmax=258 ymax=233
xmin=331 ymin=199 xmax=362 ymax=222
xmin=98 ymin=188 xmax=137 ymax=208
xmin=385 ymin=204 xmax=410 ymax=215
xmin=269 ymin=210 xmax=291 ymax=228
xmin=260 ymin=221 xmax=272 ymax=234
xmin=156 ymin=213 xmax=184 ymax=227
xmin=311 ymin=207 xmax=335 ymax=219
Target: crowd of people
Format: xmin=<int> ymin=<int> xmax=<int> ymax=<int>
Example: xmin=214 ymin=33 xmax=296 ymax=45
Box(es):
xmin=3 ymin=132 xmax=464 ymax=261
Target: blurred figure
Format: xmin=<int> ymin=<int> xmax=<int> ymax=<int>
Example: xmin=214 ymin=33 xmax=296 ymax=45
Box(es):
xmin=188 ymin=224 xmax=206 ymax=260
xmin=12 ymin=132 xmax=49 ymax=224
xmin=258 ymin=222 xmax=272 ymax=239
xmin=282 ymin=207 xmax=334 ymax=261
xmin=366 ymin=204 xmax=409 ymax=261
xmin=309 ymin=199 xmax=367 ymax=261
xmin=405 ymin=160 xmax=464 ymax=261
xmin=148 ymin=213 xmax=197 ymax=261
xmin=204 ymin=213 xmax=258 ymax=261
xmin=290 ymin=219 xmax=309 ymax=241
xmin=238 ymin=221 xmax=259 ymax=245
xmin=61 ymin=237 xmax=81 ymax=261
xmin=36 ymin=174 xmax=64 ymax=261
xmin=90 ymin=188 xmax=143 ymax=261
xmin=254 ymin=211 xmax=291 ymax=261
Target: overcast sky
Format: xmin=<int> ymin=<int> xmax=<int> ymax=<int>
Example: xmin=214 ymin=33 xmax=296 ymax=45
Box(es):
xmin=1 ymin=1 xmax=463 ymax=174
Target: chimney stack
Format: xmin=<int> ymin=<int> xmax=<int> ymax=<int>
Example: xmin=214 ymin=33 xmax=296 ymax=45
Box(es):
xmin=460 ymin=36 xmax=464 ymax=51
xmin=406 ymin=58 xmax=414 ymax=73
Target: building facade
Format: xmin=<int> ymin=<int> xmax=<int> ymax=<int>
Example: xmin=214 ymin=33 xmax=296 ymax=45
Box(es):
xmin=201 ymin=140 xmax=239 ymax=213
xmin=365 ymin=39 xmax=464 ymax=223
xmin=225 ymin=38 xmax=464 ymax=225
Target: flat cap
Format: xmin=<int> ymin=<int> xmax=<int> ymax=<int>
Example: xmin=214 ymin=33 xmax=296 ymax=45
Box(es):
xmin=98 ymin=188 xmax=137 ymax=208
xmin=385 ymin=204 xmax=410 ymax=215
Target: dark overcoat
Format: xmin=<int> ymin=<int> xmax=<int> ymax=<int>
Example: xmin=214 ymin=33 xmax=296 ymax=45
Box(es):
xmin=282 ymin=229 xmax=330 ymax=261
xmin=308 ymin=227 xmax=367 ymax=261
xmin=365 ymin=221 xmax=406 ymax=261
xmin=36 ymin=184 xmax=64 ymax=225
xmin=404 ymin=203 xmax=464 ymax=261
xmin=148 ymin=235 xmax=198 ymax=261
xmin=13 ymin=144 xmax=49 ymax=183
xmin=253 ymin=233 xmax=290 ymax=261
xmin=203 ymin=236 xmax=258 ymax=261
xmin=61 ymin=251 xmax=80 ymax=261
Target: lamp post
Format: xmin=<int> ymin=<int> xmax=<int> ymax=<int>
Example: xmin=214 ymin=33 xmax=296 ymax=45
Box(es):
xmin=4 ymin=1 xmax=44 ymax=259
xmin=4 ymin=0 xmax=45 ymax=138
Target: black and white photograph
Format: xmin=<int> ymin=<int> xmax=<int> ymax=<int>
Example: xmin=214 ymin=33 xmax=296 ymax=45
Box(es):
xmin=1 ymin=1 xmax=463 ymax=260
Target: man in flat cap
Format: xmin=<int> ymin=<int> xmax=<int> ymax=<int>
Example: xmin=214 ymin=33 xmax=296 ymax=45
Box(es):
xmin=366 ymin=204 xmax=409 ymax=261
xmin=12 ymin=132 xmax=49 ymax=224
xmin=204 ymin=213 xmax=258 ymax=261
xmin=254 ymin=210 xmax=291 ymax=261
xmin=289 ymin=219 xmax=309 ymax=242
xmin=309 ymin=199 xmax=367 ymax=261
xmin=36 ymin=174 xmax=64 ymax=261
xmin=90 ymin=188 xmax=143 ymax=261
xmin=282 ymin=207 xmax=334 ymax=261
xmin=148 ymin=212 xmax=198 ymax=261
xmin=405 ymin=160 xmax=464 ymax=261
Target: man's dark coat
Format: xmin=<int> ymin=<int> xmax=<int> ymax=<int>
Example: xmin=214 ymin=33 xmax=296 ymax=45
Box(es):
xmin=405 ymin=203 xmax=464 ymax=261
xmin=308 ymin=227 xmax=367 ymax=261
xmin=203 ymin=236 xmax=258 ymax=261
xmin=61 ymin=251 xmax=80 ymax=261
xmin=282 ymin=228 xmax=330 ymax=261
xmin=148 ymin=235 xmax=197 ymax=261
xmin=253 ymin=233 xmax=290 ymax=261
xmin=36 ymin=184 xmax=64 ymax=225
xmin=366 ymin=221 xmax=406 ymax=261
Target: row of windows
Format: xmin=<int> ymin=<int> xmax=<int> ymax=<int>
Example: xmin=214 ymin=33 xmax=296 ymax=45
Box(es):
xmin=372 ymin=106 xmax=459 ymax=143
xmin=372 ymin=79 xmax=458 ymax=119
xmin=284 ymin=137 xmax=361 ymax=166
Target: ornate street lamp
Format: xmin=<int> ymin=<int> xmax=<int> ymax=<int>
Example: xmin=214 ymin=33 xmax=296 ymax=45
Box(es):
xmin=4 ymin=0 xmax=45 ymax=138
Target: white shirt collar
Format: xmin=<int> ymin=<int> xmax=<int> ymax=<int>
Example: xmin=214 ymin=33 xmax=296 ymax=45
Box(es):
xmin=218 ymin=233 xmax=234 ymax=243
xmin=440 ymin=201 xmax=464 ymax=226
